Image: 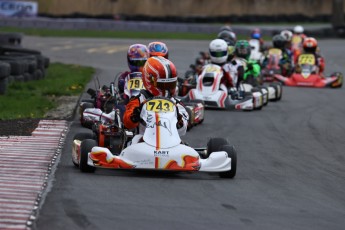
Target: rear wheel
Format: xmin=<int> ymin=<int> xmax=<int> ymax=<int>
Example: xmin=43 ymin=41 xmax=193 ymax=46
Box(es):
xmin=330 ymin=72 xmax=343 ymax=88
xmin=79 ymin=139 xmax=97 ymax=173
xmin=72 ymin=132 xmax=95 ymax=167
xmin=257 ymin=86 xmax=269 ymax=106
xmin=219 ymin=145 xmax=237 ymax=179
xmin=270 ymin=82 xmax=283 ymax=100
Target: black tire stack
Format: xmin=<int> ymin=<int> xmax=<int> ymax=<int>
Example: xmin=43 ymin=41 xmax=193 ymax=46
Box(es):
xmin=0 ymin=32 xmax=50 ymax=95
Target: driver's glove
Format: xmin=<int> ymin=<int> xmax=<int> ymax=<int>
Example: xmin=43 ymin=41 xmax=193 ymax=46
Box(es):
xmin=176 ymin=113 xmax=184 ymax=129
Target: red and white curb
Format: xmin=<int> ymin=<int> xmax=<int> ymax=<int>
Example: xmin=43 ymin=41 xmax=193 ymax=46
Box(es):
xmin=0 ymin=120 xmax=68 ymax=230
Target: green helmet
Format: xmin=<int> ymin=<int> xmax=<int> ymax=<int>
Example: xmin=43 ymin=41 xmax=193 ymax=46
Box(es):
xmin=235 ymin=40 xmax=251 ymax=60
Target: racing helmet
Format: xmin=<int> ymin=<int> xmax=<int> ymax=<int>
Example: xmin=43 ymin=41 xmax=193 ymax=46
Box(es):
xmin=209 ymin=39 xmax=228 ymax=64
xmin=219 ymin=25 xmax=232 ymax=32
xmin=272 ymin=34 xmax=286 ymax=49
xmin=294 ymin=25 xmax=304 ymax=34
xmin=303 ymin=37 xmax=318 ymax=53
xmin=217 ymin=30 xmax=237 ymax=44
xmin=251 ymin=28 xmax=262 ymax=40
xmin=234 ymin=40 xmax=251 ymax=60
xmin=280 ymin=30 xmax=293 ymax=42
xmin=142 ymin=56 xmax=177 ymax=97
xmin=148 ymin=41 xmax=169 ymax=59
xmin=127 ymin=44 xmax=149 ymax=72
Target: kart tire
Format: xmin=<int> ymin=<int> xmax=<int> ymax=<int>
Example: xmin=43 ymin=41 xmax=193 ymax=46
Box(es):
xmin=0 ymin=61 xmax=11 ymax=78
xmin=80 ymin=102 xmax=95 ymax=129
xmin=0 ymin=77 xmax=8 ymax=95
xmin=330 ymin=72 xmax=343 ymax=88
xmin=72 ymin=132 xmax=95 ymax=167
xmin=270 ymin=82 xmax=283 ymax=101
xmin=257 ymin=86 xmax=269 ymax=106
xmin=206 ymin=137 xmax=228 ymax=158
xmin=252 ymin=88 xmax=263 ymax=110
xmin=185 ymin=106 xmax=193 ymax=131
xmin=219 ymin=145 xmax=237 ymax=179
xmin=80 ymin=139 xmax=97 ymax=173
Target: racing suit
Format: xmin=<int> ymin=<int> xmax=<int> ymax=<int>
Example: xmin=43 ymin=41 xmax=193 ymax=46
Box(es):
xmin=123 ymin=90 xmax=189 ymax=144
xmin=222 ymin=57 xmax=245 ymax=89
xmin=222 ymin=58 xmax=245 ymax=98
xmin=117 ymin=71 xmax=131 ymax=103
xmin=244 ymin=59 xmax=261 ymax=86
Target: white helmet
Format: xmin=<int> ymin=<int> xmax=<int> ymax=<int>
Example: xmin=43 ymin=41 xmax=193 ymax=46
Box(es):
xmin=209 ymin=39 xmax=228 ymax=64
xmin=294 ymin=25 xmax=304 ymax=34
xmin=280 ymin=30 xmax=293 ymax=42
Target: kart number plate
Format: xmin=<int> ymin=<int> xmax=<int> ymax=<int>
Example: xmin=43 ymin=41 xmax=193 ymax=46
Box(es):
xmin=268 ymin=48 xmax=282 ymax=56
xmin=298 ymin=54 xmax=315 ymax=65
xmin=292 ymin=36 xmax=302 ymax=44
xmin=146 ymin=99 xmax=174 ymax=112
xmin=127 ymin=78 xmax=144 ymax=90
xmin=205 ymin=65 xmax=221 ymax=74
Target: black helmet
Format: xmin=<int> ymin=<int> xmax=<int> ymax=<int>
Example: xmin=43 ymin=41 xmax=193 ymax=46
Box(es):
xmin=219 ymin=25 xmax=232 ymax=32
xmin=217 ymin=30 xmax=237 ymax=44
xmin=272 ymin=34 xmax=286 ymax=49
xmin=234 ymin=40 xmax=251 ymax=60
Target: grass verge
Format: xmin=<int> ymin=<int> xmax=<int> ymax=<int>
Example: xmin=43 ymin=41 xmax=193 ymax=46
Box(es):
xmin=0 ymin=63 xmax=94 ymax=120
xmin=0 ymin=27 xmax=251 ymax=40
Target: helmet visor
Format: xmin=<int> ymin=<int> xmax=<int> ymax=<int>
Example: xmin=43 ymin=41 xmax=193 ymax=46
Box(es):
xmin=156 ymin=78 xmax=177 ymax=91
xmin=128 ymin=59 xmax=147 ymax=67
xmin=210 ymin=50 xmax=227 ymax=58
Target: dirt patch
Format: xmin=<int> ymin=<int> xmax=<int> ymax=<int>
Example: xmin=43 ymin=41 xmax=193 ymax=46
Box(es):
xmin=0 ymin=96 xmax=80 ymax=136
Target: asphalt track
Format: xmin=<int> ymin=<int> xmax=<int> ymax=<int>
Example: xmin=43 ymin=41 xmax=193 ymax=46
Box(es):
xmin=22 ymin=36 xmax=345 ymax=230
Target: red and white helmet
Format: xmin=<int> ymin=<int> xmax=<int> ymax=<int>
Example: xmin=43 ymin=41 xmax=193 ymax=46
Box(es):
xmin=303 ymin=37 xmax=318 ymax=53
xmin=142 ymin=56 xmax=177 ymax=97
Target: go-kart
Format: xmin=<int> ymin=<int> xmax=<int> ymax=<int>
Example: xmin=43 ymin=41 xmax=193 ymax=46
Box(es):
xmin=72 ymin=108 xmax=126 ymax=167
xmin=73 ymin=97 xmax=237 ymax=178
xmin=80 ymin=72 xmax=144 ymax=128
xmin=185 ymin=64 xmax=264 ymax=111
xmin=274 ymin=54 xmax=343 ymax=88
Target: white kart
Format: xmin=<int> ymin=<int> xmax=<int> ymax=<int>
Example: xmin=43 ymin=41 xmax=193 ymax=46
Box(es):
xmin=187 ymin=64 xmax=263 ymax=111
xmin=77 ymin=97 xmax=237 ymax=178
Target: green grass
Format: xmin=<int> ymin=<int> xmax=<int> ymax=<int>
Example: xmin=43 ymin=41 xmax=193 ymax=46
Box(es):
xmin=0 ymin=26 xmax=251 ymax=40
xmin=0 ymin=63 xmax=94 ymax=120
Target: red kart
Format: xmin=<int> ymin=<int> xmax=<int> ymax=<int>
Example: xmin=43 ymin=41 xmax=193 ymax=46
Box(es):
xmin=274 ymin=54 xmax=343 ymax=88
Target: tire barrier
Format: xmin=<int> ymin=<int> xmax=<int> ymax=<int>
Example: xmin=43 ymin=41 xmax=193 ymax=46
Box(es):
xmin=0 ymin=33 xmax=50 ymax=95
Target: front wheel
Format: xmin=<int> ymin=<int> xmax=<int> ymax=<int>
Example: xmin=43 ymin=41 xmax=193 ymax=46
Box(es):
xmin=79 ymin=139 xmax=97 ymax=173
xmin=206 ymin=137 xmax=228 ymax=158
xmin=72 ymin=132 xmax=95 ymax=167
xmin=219 ymin=145 xmax=237 ymax=179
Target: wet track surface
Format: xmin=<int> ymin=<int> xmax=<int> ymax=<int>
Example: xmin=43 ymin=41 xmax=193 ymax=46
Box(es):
xmin=20 ymin=37 xmax=345 ymax=230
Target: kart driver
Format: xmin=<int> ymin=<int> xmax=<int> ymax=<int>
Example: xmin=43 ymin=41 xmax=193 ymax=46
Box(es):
xmin=296 ymin=37 xmax=325 ymax=76
xmin=117 ymin=44 xmax=149 ymax=104
xmin=234 ymin=40 xmax=261 ymax=85
xmin=123 ymin=56 xmax=189 ymax=144
xmin=208 ymin=39 xmax=239 ymax=92
xmin=250 ymin=28 xmax=265 ymax=51
xmin=262 ymin=34 xmax=293 ymax=76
